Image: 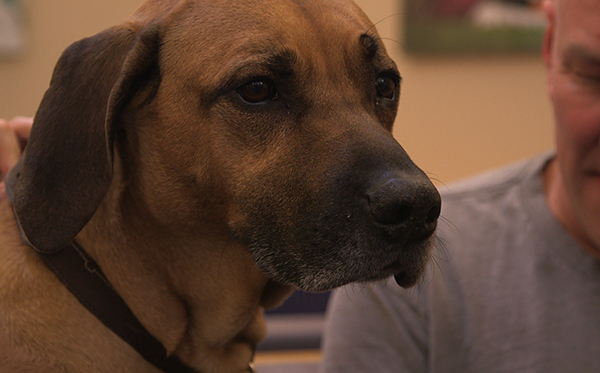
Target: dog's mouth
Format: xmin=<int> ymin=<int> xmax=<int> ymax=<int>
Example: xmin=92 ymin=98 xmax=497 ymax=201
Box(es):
xmin=351 ymin=236 xmax=433 ymax=288
xmin=233 ymin=182 xmax=439 ymax=292
xmin=241 ymin=220 xmax=436 ymax=292
xmin=393 ymin=270 xmax=423 ymax=288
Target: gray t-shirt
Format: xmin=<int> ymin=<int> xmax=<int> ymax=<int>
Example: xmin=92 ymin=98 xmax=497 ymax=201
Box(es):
xmin=320 ymin=153 xmax=600 ymax=372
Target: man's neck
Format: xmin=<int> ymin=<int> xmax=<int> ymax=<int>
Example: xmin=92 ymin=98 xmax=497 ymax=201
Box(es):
xmin=543 ymin=158 xmax=600 ymax=259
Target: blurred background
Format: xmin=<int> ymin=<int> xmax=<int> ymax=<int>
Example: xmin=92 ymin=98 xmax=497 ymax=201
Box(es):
xmin=0 ymin=0 xmax=553 ymax=185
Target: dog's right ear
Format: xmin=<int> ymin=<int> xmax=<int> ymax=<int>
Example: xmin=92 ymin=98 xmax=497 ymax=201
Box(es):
xmin=7 ymin=24 xmax=161 ymax=253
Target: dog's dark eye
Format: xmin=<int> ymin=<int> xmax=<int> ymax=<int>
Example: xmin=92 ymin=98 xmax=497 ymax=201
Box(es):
xmin=238 ymin=80 xmax=278 ymax=103
xmin=375 ymin=75 xmax=396 ymax=100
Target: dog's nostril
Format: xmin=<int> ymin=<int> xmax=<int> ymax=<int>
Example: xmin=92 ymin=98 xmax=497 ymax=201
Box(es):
xmin=425 ymin=204 xmax=441 ymax=225
xmin=367 ymin=177 xmax=440 ymax=228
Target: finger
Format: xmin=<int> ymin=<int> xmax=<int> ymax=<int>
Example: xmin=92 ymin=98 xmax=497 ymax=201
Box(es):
xmin=8 ymin=116 xmax=33 ymax=149
xmin=0 ymin=182 xmax=6 ymax=202
xmin=0 ymin=120 xmax=23 ymax=179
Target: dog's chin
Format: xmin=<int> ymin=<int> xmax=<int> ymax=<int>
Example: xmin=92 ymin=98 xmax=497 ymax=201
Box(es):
xmin=248 ymin=235 xmax=435 ymax=292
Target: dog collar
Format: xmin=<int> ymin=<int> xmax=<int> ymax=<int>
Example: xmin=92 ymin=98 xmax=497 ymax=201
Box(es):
xmin=5 ymin=173 xmax=201 ymax=373
xmin=42 ymin=241 xmax=200 ymax=372
xmin=38 ymin=242 xmax=258 ymax=373
xmin=35 ymin=242 xmax=259 ymax=373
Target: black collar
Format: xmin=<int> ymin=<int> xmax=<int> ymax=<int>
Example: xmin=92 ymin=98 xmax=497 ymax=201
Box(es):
xmin=5 ymin=174 xmax=198 ymax=373
xmin=39 ymin=241 xmax=199 ymax=372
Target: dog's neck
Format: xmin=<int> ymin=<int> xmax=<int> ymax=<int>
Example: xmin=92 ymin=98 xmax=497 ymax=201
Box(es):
xmin=75 ymin=163 xmax=293 ymax=371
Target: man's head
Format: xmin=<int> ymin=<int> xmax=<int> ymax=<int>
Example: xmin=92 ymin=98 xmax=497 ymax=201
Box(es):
xmin=543 ymin=0 xmax=600 ymax=254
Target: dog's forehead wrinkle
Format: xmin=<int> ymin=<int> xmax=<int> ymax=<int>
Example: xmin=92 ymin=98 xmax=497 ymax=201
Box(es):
xmin=230 ymin=48 xmax=301 ymax=78
xmin=360 ymin=33 xmax=380 ymax=59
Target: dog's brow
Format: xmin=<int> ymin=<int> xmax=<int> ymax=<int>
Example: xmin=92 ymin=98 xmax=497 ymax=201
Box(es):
xmin=360 ymin=34 xmax=379 ymax=59
xmin=207 ymin=48 xmax=302 ymax=104
xmin=233 ymin=48 xmax=299 ymax=79
xmin=264 ymin=49 xmax=299 ymax=76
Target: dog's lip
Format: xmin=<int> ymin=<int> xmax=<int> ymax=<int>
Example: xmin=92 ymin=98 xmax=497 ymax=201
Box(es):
xmin=393 ymin=270 xmax=422 ymax=288
xmin=355 ymin=259 xmax=422 ymax=288
xmin=351 ymin=259 xmax=402 ymax=284
xmin=388 ymin=240 xmax=433 ymax=287
xmin=381 ymin=259 xmax=404 ymax=273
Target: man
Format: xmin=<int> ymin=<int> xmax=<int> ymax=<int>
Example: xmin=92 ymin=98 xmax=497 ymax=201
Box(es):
xmin=320 ymin=0 xmax=600 ymax=371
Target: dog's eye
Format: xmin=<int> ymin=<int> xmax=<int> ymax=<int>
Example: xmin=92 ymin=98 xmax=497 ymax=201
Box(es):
xmin=375 ymin=75 xmax=396 ymax=100
xmin=238 ymin=80 xmax=278 ymax=103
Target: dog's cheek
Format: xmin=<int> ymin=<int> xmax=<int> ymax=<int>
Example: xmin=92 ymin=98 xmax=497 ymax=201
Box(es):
xmin=227 ymin=169 xmax=366 ymax=290
xmin=120 ymin=108 xmax=233 ymax=232
xmin=377 ymin=103 xmax=399 ymax=132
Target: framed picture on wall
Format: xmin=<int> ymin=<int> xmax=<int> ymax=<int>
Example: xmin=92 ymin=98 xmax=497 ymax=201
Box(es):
xmin=404 ymin=0 xmax=546 ymax=54
xmin=0 ymin=0 xmax=25 ymax=58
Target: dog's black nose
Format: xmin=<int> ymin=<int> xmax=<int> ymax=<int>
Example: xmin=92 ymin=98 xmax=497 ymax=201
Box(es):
xmin=367 ymin=177 xmax=441 ymax=239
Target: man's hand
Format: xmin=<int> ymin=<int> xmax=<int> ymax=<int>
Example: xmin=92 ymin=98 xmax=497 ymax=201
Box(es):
xmin=0 ymin=116 xmax=33 ymax=200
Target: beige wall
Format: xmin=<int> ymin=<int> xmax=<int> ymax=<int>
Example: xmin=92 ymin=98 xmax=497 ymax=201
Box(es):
xmin=355 ymin=0 xmax=554 ymax=184
xmin=0 ymin=0 xmax=554 ymax=184
xmin=0 ymin=0 xmax=142 ymax=118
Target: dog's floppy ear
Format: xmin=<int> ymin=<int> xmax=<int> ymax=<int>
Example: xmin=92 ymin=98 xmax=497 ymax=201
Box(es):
xmin=7 ymin=24 xmax=161 ymax=253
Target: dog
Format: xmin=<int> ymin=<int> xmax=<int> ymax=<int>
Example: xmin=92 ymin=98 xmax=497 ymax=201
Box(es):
xmin=0 ymin=0 xmax=441 ymax=371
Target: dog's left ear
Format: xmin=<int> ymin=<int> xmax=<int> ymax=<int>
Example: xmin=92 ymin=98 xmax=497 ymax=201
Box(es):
xmin=7 ymin=23 xmax=161 ymax=253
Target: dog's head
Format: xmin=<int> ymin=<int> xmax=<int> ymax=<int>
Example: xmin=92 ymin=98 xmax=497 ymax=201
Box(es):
xmin=8 ymin=0 xmax=440 ymax=292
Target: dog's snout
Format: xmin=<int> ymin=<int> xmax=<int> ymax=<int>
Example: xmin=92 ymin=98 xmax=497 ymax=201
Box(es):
xmin=367 ymin=177 xmax=441 ymax=238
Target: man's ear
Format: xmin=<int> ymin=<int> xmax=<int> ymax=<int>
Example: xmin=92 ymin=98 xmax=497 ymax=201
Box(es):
xmin=542 ymin=0 xmax=556 ymax=72
xmin=541 ymin=0 xmax=558 ymax=98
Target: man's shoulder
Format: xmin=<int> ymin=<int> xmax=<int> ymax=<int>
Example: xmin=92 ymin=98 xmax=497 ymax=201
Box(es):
xmin=439 ymin=152 xmax=553 ymax=203
xmin=430 ymin=153 xmax=554 ymax=278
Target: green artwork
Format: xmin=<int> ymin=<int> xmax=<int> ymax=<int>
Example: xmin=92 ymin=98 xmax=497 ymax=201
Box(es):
xmin=405 ymin=0 xmax=546 ymax=54
xmin=0 ymin=0 xmax=25 ymax=57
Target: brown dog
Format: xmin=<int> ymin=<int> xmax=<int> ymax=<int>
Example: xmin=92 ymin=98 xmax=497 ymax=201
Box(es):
xmin=0 ymin=0 xmax=440 ymax=371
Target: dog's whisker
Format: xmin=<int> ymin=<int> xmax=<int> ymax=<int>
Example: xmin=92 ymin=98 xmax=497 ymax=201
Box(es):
xmin=427 ymin=253 xmax=447 ymax=283
xmin=439 ymin=214 xmax=459 ymax=234
xmin=432 ymin=235 xmax=451 ymax=263
xmin=379 ymin=37 xmax=407 ymax=50
xmin=346 ymin=281 xmax=374 ymax=297
xmin=367 ymin=12 xmax=405 ymax=34
xmin=422 ymin=171 xmax=448 ymax=189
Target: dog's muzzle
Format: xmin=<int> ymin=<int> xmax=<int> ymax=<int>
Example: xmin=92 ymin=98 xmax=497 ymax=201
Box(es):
xmin=366 ymin=173 xmax=441 ymax=287
xmin=366 ymin=176 xmax=440 ymax=241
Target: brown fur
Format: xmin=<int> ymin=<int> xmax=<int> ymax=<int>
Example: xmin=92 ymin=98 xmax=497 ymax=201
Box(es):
xmin=0 ymin=0 xmax=440 ymax=371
